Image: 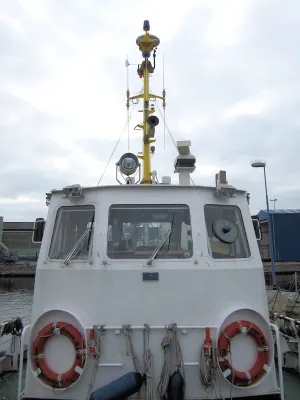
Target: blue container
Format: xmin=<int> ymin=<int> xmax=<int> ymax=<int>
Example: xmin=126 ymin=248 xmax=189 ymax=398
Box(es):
xmin=272 ymin=213 xmax=300 ymax=262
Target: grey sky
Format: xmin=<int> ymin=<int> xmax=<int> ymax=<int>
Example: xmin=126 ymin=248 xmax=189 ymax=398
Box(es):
xmin=0 ymin=0 xmax=299 ymax=221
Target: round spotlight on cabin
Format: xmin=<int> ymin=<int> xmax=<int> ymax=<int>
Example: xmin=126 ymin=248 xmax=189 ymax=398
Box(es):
xmin=117 ymin=153 xmax=140 ymax=176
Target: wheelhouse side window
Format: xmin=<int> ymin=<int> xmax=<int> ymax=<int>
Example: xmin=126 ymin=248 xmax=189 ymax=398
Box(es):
xmin=107 ymin=204 xmax=193 ymax=259
xmin=204 ymin=205 xmax=250 ymax=259
xmin=49 ymin=205 xmax=95 ymax=261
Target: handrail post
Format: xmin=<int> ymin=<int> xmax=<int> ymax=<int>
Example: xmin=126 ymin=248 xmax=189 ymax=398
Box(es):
xmin=270 ymin=323 xmax=285 ymax=400
xmin=18 ymin=324 xmax=31 ymax=400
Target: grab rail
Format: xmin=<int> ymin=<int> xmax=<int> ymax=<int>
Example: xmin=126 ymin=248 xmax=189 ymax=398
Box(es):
xmin=270 ymin=323 xmax=285 ymax=400
xmin=18 ymin=324 xmax=31 ymax=400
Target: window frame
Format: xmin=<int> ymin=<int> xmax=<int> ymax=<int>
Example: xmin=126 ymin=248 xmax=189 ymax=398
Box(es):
xmin=204 ymin=204 xmax=251 ymax=260
xmin=48 ymin=204 xmax=95 ymax=262
xmin=106 ymin=203 xmax=193 ymax=260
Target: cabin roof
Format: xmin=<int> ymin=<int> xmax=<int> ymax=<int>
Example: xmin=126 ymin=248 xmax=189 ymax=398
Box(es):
xmin=50 ymin=184 xmax=247 ymax=194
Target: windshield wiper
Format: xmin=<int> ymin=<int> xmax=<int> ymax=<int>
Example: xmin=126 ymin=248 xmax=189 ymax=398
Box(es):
xmin=146 ymin=229 xmax=172 ymax=266
xmin=63 ymin=219 xmax=94 ymax=265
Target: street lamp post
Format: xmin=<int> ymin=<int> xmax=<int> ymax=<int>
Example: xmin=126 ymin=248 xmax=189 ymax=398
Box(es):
xmin=251 ymin=160 xmax=276 ymax=287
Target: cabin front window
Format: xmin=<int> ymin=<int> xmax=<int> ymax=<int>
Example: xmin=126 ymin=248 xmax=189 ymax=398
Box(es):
xmin=107 ymin=204 xmax=193 ymax=259
xmin=204 ymin=204 xmax=250 ymax=259
xmin=49 ymin=205 xmax=95 ymax=261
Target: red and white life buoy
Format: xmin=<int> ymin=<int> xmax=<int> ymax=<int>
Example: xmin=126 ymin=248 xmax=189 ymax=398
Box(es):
xmin=31 ymin=321 xmax=86 ymax=388
xmin=218 ymin=320 xmax=271 ymax=387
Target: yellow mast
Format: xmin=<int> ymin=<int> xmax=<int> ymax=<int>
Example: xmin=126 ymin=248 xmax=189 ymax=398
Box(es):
xmin=127 ymin=20 xmax=165 ymax=184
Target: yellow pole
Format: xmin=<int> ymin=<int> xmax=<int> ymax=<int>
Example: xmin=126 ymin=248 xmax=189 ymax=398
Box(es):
xmin=128 ymin=22 xmax=165 ymax=184
xmin=142 ymin=61 xmax=151 ymax=184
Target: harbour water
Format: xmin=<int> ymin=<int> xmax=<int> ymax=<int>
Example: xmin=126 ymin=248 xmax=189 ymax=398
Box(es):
xmin=0 ymin=277 xmax=34 ymax=327
xmin=0 ymin=277 xmax=299 ymax=399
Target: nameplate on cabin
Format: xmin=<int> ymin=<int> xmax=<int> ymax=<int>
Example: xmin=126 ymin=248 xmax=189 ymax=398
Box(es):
xmin=142 ymin=272 xmax=159 ymax=281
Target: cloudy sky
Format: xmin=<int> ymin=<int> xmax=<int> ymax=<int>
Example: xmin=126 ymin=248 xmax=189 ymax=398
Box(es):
xmin=0 ymin=0 xmax=299 ymax=221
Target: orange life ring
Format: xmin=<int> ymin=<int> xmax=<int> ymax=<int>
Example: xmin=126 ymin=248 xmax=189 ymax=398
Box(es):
xmin=32 ymin=321 xmax=86 ymax=388
xmin=218 ymin=320 xmax=270 ymax=387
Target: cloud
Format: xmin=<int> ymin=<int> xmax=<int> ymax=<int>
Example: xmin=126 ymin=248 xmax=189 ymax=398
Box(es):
xmin=0 ymin=0 xmax=299 ymax=223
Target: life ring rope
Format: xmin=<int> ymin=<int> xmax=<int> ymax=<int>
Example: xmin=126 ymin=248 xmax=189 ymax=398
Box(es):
xmin=35 ymin=322 xmax=70 ymax=338
xmin=221 ymin=321 xmax=253 ymax=340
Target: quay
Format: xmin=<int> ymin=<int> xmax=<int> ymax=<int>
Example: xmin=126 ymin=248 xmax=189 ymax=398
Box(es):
xmin=0 ymin=263 xmax=36 ymax=277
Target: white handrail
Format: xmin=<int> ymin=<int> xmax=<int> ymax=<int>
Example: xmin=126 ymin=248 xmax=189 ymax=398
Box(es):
xmin=270 ymin=323 xmax=285 ymax=400
xmin=18 ymin=324 xmax=31 ymax=400
xmin=86 ymin=325 xmax=218 ymax=330
xmin=97 ymin=361 xmax=200 ymax=367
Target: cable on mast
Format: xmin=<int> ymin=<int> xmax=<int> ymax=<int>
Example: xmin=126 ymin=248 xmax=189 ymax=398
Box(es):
xmin=126 ymin=55 xmax=130 ymax=151
xmin=156 ymin=102 xmax=195 ymax=186
xmin=163 ymin=106 xmax=166 ymax=150
xmin=155 ymin=101 xmax=175 ymax=148
xmin=97 ymin=105 xmax=136 ymax=186
xmin=163 ymin=54 xmax=166 ymax=150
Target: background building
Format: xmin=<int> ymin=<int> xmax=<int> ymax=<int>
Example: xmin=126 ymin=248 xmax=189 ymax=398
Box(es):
xmin=257 ymin=209 xmax=300 ymax=262
xmin=257 ymin=209 xmax=300 ymax=288
xmin=0 ymin=217 xmax=41 ymax=256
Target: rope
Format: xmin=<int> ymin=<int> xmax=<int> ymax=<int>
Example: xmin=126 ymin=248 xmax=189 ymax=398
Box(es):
xmin=155 ymin=100 xmax=196 ymax=186
xmin=170 ymin=324 xmax=185 ymax=379
xmin=157 ymin=323 xmax=184 ymax=398
xmin=199 ymin=345 xmax=217 ymax=390
xmin=85 ymin=325 xmax=105 ymax=400
xmin=126 ymin=55 xmax=130 ymax=151
xmin=122 ymin=325 xmax=143 ymax=375
xmin=2 ymin=317 xmax=23 ymax=337
xmin=143 ymin=324 xmax=157 ymax=400
xmin=1 ymin=317 xmax=23 ymax=353
xmin=162 ymin=55 xmax=166 ymax=150
xmin=156 ymin=103 xmax=177 ymax=149
xmin=148 ymin=86 xmax=175 ymax=150
xmin=97 ymin=105 xmax=136 ymax=185
xmin=270 ymin=289 xmax=280 ymax=312
xmin=37 ymin=323 xmax=70 ymax=338
xmin=157 ymin=327 xmax=171 ymax=398
xmin=290 ymin=291 xmax=300 ymax=315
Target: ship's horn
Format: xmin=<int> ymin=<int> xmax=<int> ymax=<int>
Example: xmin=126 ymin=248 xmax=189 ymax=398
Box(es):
xmin=147 ymin=115 xmax=159 ymax=128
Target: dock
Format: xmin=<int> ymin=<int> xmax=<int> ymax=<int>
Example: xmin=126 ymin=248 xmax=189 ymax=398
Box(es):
xmin=0 ymin=263 xmax=36 ymax=277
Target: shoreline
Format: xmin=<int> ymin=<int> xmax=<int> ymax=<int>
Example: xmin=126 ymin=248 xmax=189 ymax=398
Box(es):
xmin=0 ymin=264 xmax=36 ymax=277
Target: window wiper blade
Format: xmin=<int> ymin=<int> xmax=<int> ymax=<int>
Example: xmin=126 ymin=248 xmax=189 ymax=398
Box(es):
xmin=63 ymin=220 xmax=94 ymax=265
xmin=146 ymin=230 xmax=172 ymax=265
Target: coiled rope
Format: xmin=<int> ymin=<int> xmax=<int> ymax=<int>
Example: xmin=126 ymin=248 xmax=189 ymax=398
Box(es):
xmin=199 ymin=345 xmax=218 ymax=390
xmin=1 ymin=317 xmax=23 ymax=353
xmin=157 ymin=323 xmax=185 ymax=398
xmin=157 ymin=327 xmax=171 ymax=397
xmin=143 ymin=324 xmax=157 ymax=400
xmin=85 ymin=325 xmax=105 ymax=400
